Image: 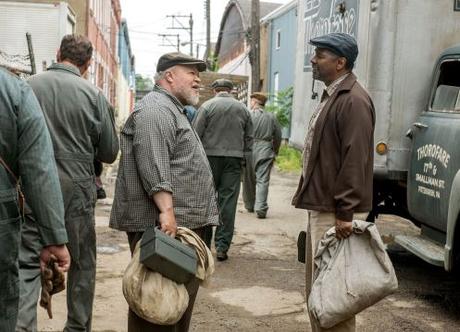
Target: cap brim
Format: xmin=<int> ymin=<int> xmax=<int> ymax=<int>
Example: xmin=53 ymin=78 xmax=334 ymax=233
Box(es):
xmin=309 ymin=41 xmax=345 ymax=58
xmin=177 ymin=61 xmax=207 ymax=72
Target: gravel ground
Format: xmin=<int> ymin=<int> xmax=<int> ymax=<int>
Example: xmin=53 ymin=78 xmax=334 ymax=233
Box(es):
xmin=37 ymin=170 xmax=460 ymax=331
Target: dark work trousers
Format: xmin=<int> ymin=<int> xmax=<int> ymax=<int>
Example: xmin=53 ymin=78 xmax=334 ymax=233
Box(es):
xmin=17 ymin=177 xmax=97 ymax=332
xmin=206 ymin=156 xmax=242 ymax=253
xmin=126 ymin=227 xmax=208 ymax=332
xmin=0 ymin=197 xmax=21 ymax=332
xmin=93 ymin=160 xmax=103 ymax=177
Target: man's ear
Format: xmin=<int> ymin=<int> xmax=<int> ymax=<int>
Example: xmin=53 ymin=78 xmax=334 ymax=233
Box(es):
xmin=165 ymin=71 xmax=174 ymax=83
xmin=336 ymin=57 xmax=346 ymax=71
xmin=56 ymin=50 xmax=61 ymax=62
xmin=79 ymin=58 xmax=92 ymax=76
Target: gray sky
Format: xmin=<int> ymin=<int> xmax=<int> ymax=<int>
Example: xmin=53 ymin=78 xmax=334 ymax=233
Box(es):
xmin=119 ymin=0 xmax=289 ymax=77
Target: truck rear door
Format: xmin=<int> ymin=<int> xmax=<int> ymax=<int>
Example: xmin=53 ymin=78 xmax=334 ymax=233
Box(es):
xmin=407 ymin=56 xmax=460 ymax=235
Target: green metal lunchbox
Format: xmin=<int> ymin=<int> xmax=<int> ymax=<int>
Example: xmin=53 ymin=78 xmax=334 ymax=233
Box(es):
xmin=140 ymin=227 xmax=197 ymax=284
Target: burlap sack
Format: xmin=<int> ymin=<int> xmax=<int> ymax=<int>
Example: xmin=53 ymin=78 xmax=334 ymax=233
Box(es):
xmin=176 ymin=227 xmax=214 ymax=282
xmin=308 ymin=220 xmax=398 ymax=328
xmin=122 ymin=242 xmax=189 ymax=325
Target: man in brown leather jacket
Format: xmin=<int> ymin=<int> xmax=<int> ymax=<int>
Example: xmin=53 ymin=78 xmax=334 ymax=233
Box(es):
xmin=292 ymin=33 xmax=375 ymax=332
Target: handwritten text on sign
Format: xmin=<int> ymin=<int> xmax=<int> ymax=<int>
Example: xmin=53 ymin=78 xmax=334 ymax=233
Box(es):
xmin=415 ymin=144 xmax=451 ymax=199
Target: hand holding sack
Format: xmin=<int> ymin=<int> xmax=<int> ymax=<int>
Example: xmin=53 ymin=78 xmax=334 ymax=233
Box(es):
xmin=308 ymin=220 xmax=398 ymax=328
xmin=122 ymin=227 xmax=214 ymax=325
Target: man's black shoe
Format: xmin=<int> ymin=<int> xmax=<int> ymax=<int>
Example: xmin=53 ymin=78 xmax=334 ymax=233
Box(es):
xmin=97 ymin=187 xmax=107 ymax=200
xmin=256 ymin=211 xmax=266 ymax=219
xmin=216 ymin=251 xmax=228 ymax=261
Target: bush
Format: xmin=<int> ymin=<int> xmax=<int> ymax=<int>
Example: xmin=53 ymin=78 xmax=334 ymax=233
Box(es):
xmin=265 ymin=86 xmax=293 ymax=128
xmin=275 ymin=144 xmax=302 ymax=173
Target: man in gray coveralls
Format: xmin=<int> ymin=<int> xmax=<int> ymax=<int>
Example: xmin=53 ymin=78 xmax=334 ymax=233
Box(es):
xmin=0 ymin=67 xmax=70 ymax=332
xmin=243 ymin=92 xmax=282 ymax=219
xmin=17 ymin=35 xmax=119 ymax=332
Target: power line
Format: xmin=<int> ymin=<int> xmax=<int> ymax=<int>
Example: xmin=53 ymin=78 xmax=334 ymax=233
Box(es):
xmin=158 ymin=33 xmax=180 ymax=51
xmin=166 ymin=14 xmax=194 ymax=56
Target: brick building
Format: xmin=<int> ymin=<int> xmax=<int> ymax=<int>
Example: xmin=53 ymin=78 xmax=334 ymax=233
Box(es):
xmin=68 ymin=0 xmax=121 ymax=106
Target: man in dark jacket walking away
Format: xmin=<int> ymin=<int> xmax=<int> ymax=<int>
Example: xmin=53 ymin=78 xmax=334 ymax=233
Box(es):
xmin=292 ymin=33 xmax=375 ymax=332
xmin=194 ymin=79 xmax=253 ymax=261
xmin=17 ymin=35 xmax=119 ymax=332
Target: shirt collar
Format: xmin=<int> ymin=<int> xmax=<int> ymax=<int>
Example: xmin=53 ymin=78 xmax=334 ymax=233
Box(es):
xmin=153 ymin=84 xmax=185 ymax=110
xmin=48 ymin=62 xmax=81 ymax=77
xmin=325 ymin=73 xmax=350 ymax=97
xmin=216 ymin=91 xmax=232 ymax=98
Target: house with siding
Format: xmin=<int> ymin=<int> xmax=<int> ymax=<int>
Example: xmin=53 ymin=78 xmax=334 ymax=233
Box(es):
xmin=214 ymin=0 xmax=282 ymax=89
xmin=117 ymin=18 xmax=135 ymax=125
xmin=0 ymin=1 xmax=75 ymax=74
xmin=1 ymin=0 xmax=122 ymax=109
xmin=261 ymin=0 xmax=297 ymax=138
xmin=68 ymin=0 xmax=121 ymax=107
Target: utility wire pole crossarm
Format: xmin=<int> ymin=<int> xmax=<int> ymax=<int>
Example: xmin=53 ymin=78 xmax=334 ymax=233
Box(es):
xmin=166 ymin=14 xmax=194 ymax=56
xmin=158 ymin=33 xmax=180 ymax=52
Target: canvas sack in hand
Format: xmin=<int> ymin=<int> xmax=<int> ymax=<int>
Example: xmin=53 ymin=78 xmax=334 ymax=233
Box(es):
xmin=123 ymin=242 xmax=189 ymax=325
xmin=308 ymin=220 xmax=398 ymax=328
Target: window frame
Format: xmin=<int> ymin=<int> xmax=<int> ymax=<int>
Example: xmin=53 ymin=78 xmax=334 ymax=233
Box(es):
xmin=275 ymin=29 xmax=281 ymax=50
xmin=428 ymin=58 xmax=460 ymax=114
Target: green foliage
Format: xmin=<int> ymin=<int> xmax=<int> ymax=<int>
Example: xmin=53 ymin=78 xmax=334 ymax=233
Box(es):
xmin=207 ymin=52 xmax=219 ymax=72
xmin=265 ymin=86 xmax=294 ymax=128
xmin=275 ymin=144 xmax=302 ymax=173
xmin=135 ymin=74 xmax=154 ymax=91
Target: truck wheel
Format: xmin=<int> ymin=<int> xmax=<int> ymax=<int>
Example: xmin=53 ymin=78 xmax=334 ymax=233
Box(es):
xmin=453 ymin=218 xmax=460 ymax=275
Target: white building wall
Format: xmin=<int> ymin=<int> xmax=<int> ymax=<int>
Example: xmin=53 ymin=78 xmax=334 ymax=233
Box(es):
xmin=116 ymin=67 xmax=131 ymax=127
xmin=0 ymin=1 xmax=75 ymax=73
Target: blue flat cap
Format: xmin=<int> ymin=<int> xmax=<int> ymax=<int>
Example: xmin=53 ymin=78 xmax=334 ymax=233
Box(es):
xmin=310 ymin=33 xmax=358 ymax=65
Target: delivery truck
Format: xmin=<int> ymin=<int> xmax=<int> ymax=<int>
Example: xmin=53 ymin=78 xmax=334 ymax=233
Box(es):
xmin=291 ymin=0 xmax=460 ymax=271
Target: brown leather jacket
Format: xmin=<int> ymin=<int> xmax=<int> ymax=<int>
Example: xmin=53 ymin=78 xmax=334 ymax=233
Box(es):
xmin=292 ymin=73 xmax=375 ymax=221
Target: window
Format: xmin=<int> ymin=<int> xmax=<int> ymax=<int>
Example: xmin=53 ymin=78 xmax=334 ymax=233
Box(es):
xmin=430 ymin=60 xmax=460 ymax=113
xmin=276 ymin=29 xmax=281 ymax=49
xmin=66 ymin=16 xmax=75 ymax=35
xmin=273 ymin=72 xmax=279 ymax=99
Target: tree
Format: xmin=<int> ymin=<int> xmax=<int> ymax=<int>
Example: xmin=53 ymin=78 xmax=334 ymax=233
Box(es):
xmin=135 ymin=74 xmax=154 ymax=91
xmin=265 ymin=86 xmax=293 ymax=128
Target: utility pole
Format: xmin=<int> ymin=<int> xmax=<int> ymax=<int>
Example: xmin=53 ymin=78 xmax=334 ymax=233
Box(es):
xmin=189 ymin=14 xmax=194 ymax=57
xmin=166 ymin=14 xmax=194 ymax=56
xmin=158 ymin=33 xmax=180 ymax=52
xmin=250 ymin=0 xmax=260 ymax=92
xmin=26 ymin=32 xmax=36 ymax=74
xmin=205 ymin=0 xmax=211 ymax=63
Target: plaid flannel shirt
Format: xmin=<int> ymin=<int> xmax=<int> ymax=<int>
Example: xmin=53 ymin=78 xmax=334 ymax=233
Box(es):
xmin=110 ymin=85 xmax=219 ymax=232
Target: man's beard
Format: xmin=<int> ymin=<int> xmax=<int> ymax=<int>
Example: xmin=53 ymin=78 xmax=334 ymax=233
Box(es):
xmin=177 ymin=88 xmax=200 ymax=106
xmin=185 ymin=93 xmax=199 ymax=106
